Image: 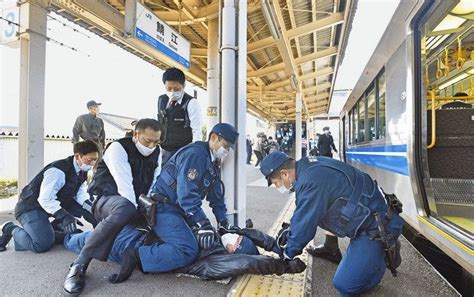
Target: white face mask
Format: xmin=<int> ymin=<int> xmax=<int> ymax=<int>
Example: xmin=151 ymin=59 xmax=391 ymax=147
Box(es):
xmin=133 ymin=137 xmax=156 ymax=157
xmin=277 ymin=184 xmax=291 ymax=194
xmin=221 ymin=233 xmax=240 ymax=253
xmin=167 ymin=90 xmax=183 ymax=101
xmin=80 ymin=164 xmax=93 ymax=172
xmin=213 ymin=146 xmax=229 ymax=160
xmin=324 ymin=130 xmax=330 ymax=135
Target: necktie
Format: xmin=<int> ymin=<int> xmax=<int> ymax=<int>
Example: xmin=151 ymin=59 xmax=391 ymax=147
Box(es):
xmin=78 ymin=171 xmax=88 ymax=182
xmin=170 ymin=100 xmax=177 ymax=108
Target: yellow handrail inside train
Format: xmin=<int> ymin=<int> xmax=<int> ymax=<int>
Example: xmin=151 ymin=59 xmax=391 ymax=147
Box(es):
xmin=427 ymin=91 xmax=436 ymax=149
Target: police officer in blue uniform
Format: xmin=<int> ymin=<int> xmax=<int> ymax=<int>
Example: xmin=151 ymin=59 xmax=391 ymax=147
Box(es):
xmin=104 ymin=123 xmax=239 ymax=284
xmin=260 ymin=152 xmax=404 ymax=296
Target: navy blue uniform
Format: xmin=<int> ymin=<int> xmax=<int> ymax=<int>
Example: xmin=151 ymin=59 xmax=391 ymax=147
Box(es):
xmin=284 ymin=157 xmax=403 ymax=296
xmin=137 ymin=141 xmax=228 ymax=272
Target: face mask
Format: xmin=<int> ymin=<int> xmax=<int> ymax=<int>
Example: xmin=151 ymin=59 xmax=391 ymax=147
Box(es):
xmin=221 ymin=233 xmax=241 ymax=253
xmin=213 ymin=146 xmax=229 ymax=160
xmin=80 ymin=163 xmax=93 ymax=172
xmin=277 ymin=184 xmax=291 ymax=195
xmin=167 ymin=91 xmax=183 ymax=101
xmin=324 ymin=130 xmax=329 ymax=135
xmin=134 ymin=137 xmax=156 ymax=157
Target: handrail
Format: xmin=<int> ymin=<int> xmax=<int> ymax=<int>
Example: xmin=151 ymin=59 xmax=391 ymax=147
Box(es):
xmin=426 ymin=95 xmax=474 ymax=101
xmin=427 ymin=91 xmax=436 ymax=149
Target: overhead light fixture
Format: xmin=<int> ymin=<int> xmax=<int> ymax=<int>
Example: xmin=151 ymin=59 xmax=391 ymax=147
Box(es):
xmin=433 ymin=14 xmax=466 ymax=32
xmin=451 ymin=0 xmax=474 ymax=15
xmin=439 ymin=73 xmax=469 ymax=90
xmin=427 ymin=34 xmax=449 ymax=51
xmin=261 ymin=0 xmax=282 ymax=40
xmin=290 ymin=75 xmax=299 ymax=90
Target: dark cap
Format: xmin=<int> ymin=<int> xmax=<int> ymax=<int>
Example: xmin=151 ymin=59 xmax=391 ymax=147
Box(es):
xmin=323 ymin=126 xmax=330 ymax=131
xmin=260 ymin=151 xmax=291 ymax=186
xmin=234 ymin=236 xmax=259 ymax=255
xmin=87 ymin=100 xmax=101 ymax=108
xmin=210 ymin=123 xmax=239 ymax=149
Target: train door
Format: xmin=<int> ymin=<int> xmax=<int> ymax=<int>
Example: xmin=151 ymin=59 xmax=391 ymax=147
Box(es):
xmin=416 ymin=1 xmax=473 ymax=237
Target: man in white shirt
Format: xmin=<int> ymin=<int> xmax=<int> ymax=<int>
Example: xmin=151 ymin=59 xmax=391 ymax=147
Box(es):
xmin=63 ymin=118 xmax=162 ymax=296
xmin=0 ymin=140 xmax=99 ymax=253
xmin=157 ymin=67 xmax=202 ymax=165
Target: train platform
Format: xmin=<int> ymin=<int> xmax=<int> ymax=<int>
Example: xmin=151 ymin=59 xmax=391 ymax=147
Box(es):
xmin=0 ymin=165 xmax=459 ymax=296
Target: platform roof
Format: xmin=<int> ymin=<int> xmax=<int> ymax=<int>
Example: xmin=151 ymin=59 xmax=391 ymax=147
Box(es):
xmin=49 ymin=0 xmax=354 ymax=120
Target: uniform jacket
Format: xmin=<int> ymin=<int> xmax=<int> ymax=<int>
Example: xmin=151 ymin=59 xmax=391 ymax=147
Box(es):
xmin=72 ymin=113 xmax=105 ymax=146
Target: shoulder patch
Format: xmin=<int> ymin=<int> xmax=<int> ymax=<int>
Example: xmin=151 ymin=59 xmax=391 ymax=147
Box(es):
xmin=187 ymin=168 xmax=198 ymax=181
xmin=308 ymin=156 xmax=318 ymax=163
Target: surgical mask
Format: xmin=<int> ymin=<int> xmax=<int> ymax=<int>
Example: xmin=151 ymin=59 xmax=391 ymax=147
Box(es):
xmin=134 ymin=137 xmax=156 ymax=157
xmin=277 ymin=185 xmax=291 ymax=195
xmin=221 ymin=233 xmax=240 ymax=253
xmin=167 ymin=90 xmax=183 ymax=101
xmin=324 ymin=130 xmax=329 ymax=135
xmin=213 ymin=146 xmax=229 ymax=160
xmin=80 ymin=164 xmax=93 ymax=171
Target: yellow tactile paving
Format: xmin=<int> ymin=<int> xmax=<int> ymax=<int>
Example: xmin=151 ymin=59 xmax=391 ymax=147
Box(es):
xmin=228 ymin=196 xmax=308 ymax=297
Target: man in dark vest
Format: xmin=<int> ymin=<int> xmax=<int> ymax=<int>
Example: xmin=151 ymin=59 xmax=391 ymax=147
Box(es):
xmin=157 ymin=67 xmax=202 ymax=166
xmin=63 ymin=118 xmax=163 ymax=295
xmin=317 ymin=127 xmax=338 ymax=158
xmin=0 ymin=140 xmax=99 ymax=253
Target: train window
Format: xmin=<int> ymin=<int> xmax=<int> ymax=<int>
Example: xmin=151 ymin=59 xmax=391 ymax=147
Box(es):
xmin=419 ymin=0 xmax=473 ymax=236
xmin=351 ymin=104 xmax=358 ymax=143
xmin=367 ymin=86 xmax=376 ymax=141
xmin=377 ymin=72 xmax=386 ymax=139
xmin=357 ymin=98 xmax=366 ymax=142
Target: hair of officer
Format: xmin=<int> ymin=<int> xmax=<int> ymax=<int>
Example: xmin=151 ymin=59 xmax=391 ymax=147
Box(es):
xmin=162 ymin=67 xmax=185 ymax=85
xmin=135 ymin=119 xmax=163 ymax=132
xmin=73 ymin=140 xmax=99 ymax=155
xmin=453 ymin=92 xmax=468 ymax=97
xmin=269 ymin=158 xmax=296 ymax=180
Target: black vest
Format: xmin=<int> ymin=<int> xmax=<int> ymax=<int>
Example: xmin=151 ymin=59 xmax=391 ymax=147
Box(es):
xmin=15 ymin=156 xmax=87 ymax=218
xmin=88 ymin=137 xmax=160 ymax=203
xmin=157 ymin=93 xmax=194 ymax=151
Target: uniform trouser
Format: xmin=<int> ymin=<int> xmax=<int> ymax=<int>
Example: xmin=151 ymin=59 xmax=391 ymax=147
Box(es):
xmin=161 ymin=149 xmax=178 ymax=167
xmin=79 ymin=195 xmax=137 ymax=261
xmin=64 ymin=225 xmax=143 ymax=264
xmin=12 ymin=202 xmax=96 ymax=253
xmin=137 ymin=203 xmax=199 ymax=273
xmin=246 ymin=149 xmax=252 ymax=164
xmin=254 ymin=150 xmax=263 ymax=166
xmin=332 ymin=213 xmax=404 ymax=297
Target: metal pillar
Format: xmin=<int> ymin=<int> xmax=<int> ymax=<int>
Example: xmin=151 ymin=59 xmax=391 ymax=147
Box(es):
xmin=220 ymin=0 xmax=246 ymax=226
xmin=206 ymin=18 xmax=220 ymax=134
xmin=295 ymin=92 xmax=302 ymax=160
xmin=18 ymin=0 xmax=47 ymax=188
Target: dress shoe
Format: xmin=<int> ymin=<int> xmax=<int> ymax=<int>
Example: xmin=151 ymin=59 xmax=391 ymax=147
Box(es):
xmin=0 ymin=221 xmax=18 ymax=252
xmin=306 ymin=244 xmax=342 ymax=264
xmin=64 ymin=263 xmax=87 ymax=295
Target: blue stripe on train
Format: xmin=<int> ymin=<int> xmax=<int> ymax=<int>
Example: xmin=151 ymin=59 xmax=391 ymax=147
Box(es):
xmin=345 ymin=145 xmax=409 ymax=176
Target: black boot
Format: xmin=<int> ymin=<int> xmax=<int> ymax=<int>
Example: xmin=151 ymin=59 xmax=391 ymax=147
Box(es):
xmin=306 ymin=235 xmax=342 ymax=264
xmin=108 ymin=247 xmax=142 ymax=284
xmin=0 ymin=221 xmax=18 ymax=252
xmin=64 ymin=263 xmax=88 ymax=295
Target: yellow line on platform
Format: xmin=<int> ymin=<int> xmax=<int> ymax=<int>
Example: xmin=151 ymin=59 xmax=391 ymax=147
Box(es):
xmin=228 ymin=195 xmax=308 ymax=297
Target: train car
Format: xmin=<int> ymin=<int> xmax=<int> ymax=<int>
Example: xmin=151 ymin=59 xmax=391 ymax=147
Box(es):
xmin=339 ymin=0 xmax=473 ymax=282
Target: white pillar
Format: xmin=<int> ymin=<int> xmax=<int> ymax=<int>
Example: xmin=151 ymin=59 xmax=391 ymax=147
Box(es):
xmin=220 ymin=0 xmax=247 ymax=226
xmin=206 ymin=18 xmax=220 ymax=135
xmin=295 ymin=92 xmax=302 ymax=160
xmin=18 ymin=1 xmax=47 ymax=188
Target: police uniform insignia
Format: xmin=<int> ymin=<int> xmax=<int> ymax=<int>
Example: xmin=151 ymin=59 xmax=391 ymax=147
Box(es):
xmin=187 ymin=169 xmax=198 ymax=181
xmin=308 ymin=156 xmax=318 ymax=163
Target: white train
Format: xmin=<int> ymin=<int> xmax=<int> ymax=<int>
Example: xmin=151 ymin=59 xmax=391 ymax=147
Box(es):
xmin=338 ymin=0 xmax=473 ymax=283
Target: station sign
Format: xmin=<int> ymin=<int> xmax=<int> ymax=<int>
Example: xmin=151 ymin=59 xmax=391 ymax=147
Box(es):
xmin=126 ymin=1 xmax=191 ymax=69
xmin=0 ymin=0 xmax=20 ymax=46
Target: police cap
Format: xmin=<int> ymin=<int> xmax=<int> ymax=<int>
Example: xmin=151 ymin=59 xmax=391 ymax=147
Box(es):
xmin=210 ymin=123 xmax=239 ymax=149
xmin=260 ymin=151 xmax=291 ymax=186
xmin=87 ymin=100 xmax=101 ymax=108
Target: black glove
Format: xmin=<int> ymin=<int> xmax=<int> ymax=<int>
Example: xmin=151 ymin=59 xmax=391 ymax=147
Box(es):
xmin=53 ymin=208 xmax=77 ymax=234
xmin=82 ymin=200 xmax=93 ymax=213
xmin=284 ymin=258 xmax=306 ymax=274
xmin=275 ymin=223 xmax=290 ymax=259
xmin=217 ymin=219 xmax=241 ymax=235
xmin=193 ymin=219 xmax=216 ymax=250
xmin=137 ymin=194 xmax=157 ymax=226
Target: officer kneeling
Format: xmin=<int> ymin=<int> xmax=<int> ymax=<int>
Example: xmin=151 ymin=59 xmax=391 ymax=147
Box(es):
xmin=260 ymin=152 xmax=404 ymax=296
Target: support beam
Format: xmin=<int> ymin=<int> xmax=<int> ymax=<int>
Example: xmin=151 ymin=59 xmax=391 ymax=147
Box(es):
xmin=18 ymin=0 xmax=47 ymax=188
xmin=299 ymin=67 xmax=334 ymax=82
xmin=286 ymin=12 xmax=344 ymax=39
xmin=294 ymin=46 xmax=338 ymax=66
xmin=303 ymin=82 xmax=332 ymax=94
xmin=207 ymin=18 xmax=219 ymax=132
xmin=191 ymin=48 xmax=207 ymax=57
xmin=295 ymin=92 xmax=303 ymax=160
xmin=247 ymin=62 xmax=285 ymax=78
xmin=247 ymin=36 xmax=274 ymax=54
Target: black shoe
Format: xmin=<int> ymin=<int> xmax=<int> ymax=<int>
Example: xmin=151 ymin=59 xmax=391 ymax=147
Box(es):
xmin=108 ymin=248 xmax=141 ymax=284
xmin=64 ymin=263 xmax=87 ymax=295
xmin=306 ymin=244 xmax=342 ymax=264
xmin=0 ymin=221 xmax=18 ymax=252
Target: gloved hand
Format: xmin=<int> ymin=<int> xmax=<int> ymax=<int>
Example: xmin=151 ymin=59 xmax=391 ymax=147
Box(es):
xmin=82 ymin=200 xmax=93 ymax=213
xmin=53 ymin=208 xmax=77 ymax=234
xmin=274 ymin=222 xmax=290 ymax=259
xmin=193 ymin=219 xmax=216 ymax=250
xmin=217 ymin=219 xmax=242 ymax=235
xmin=284 ymin=258 xmax=306 ymax=274
xmin=137 ymin=194 xmax=157 ymax=226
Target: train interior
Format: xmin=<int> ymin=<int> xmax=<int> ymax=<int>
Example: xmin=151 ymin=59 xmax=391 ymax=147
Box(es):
xmin=421 ymin=0 xmax=473 ymax=237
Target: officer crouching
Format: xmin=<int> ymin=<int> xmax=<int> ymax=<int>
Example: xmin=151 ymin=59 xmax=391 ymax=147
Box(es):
xmin=260 ymin=152 xmax=404 ymax=296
